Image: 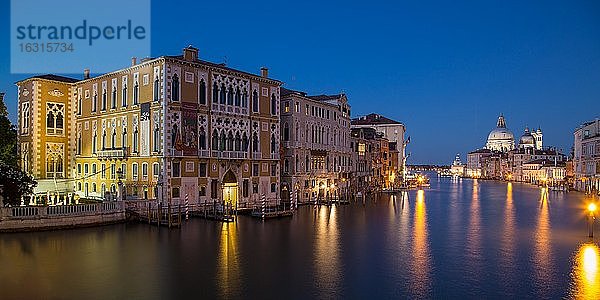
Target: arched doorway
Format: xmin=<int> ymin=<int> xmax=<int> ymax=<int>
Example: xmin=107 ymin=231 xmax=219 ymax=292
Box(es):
xmin=223 ymin=170 xmax=238 ymax=206
xmin=281 ymin=183 xmax=290 ymax=204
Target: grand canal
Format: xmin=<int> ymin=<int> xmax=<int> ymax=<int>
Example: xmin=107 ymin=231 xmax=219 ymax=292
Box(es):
xmin=1 ymin=177 xmax=599 ymax=299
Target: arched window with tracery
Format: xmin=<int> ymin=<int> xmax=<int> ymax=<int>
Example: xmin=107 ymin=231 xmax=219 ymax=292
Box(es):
xmin=212 ymin=129 xmax=219 ymax=150
xmin=271 ymin=94 xmax=277 ymax=115
xmin=212 ymin=82 xmax=219 ymax=104
xmin=199 ymin=79 xmax=206 ymax=105
xmin=220 ymin=84 xmax=226 ymax=104
xmin=227 ymin=86 xmax=234 ymax=105
xmin=283 ymin=122 xmax=289 ymax=141
xmin=252 ymin=132 xmax=259 ymax=152
xmin=227 ymin=131 xmax=234 ymax=151
xmin=252 ymin=90 xmax=259 ymax=112
xmin=199 ymin=127 xmax=206 ymax=150
xmin=171 ymin=74 xmax=179 ymax=102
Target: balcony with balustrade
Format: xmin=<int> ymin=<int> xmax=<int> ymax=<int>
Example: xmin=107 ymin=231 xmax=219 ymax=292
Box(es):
xmin=96 ymin=147 xmax=129 ymax=160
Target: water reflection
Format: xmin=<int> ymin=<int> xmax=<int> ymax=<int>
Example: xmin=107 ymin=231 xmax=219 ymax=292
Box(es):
xmin=533 ymin=187 xmax=552 ymax=296
xmin=466 ymin=179 xmax=482 ymax=279
xmin=217 ymin=222 xmax=241 ymax=299
xmin=570 ymin=243 xmax=600 ymax=298
xmin=409 ymin=190 xmax=431 ymax=297
xmin=500 ymin=183 xmax=516 ymax=286
xmin=314 ymin=205 xmax=341 ymax=298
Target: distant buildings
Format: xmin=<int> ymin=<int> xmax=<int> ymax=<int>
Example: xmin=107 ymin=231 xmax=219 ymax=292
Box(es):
xmin=450 ymin=154 xmax=466 ymax=176
xmin=573 ymin=118 xmax=600 ymax=193
xmin=351 ymin=113 xmax=407 ymax=180
xmin=467 ymin=115 xmax=565 ymax=186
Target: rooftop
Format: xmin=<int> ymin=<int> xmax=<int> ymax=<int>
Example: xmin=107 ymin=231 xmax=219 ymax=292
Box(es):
xmin=351 ymin=113 xmax=402 ymax=126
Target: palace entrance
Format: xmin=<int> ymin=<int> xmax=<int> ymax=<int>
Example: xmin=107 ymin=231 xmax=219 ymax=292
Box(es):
xmin=223 ymin=170 xmax=238 ymax=206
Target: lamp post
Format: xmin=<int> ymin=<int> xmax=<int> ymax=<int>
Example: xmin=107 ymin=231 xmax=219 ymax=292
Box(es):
xmin=116 ymin=167 xmax=124 ymax=202
xmin=588 ymin=203 xmax=597 ymax=238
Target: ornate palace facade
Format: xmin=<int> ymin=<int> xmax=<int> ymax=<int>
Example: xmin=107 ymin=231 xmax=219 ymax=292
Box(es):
xmin=17 ymin=46 xmax=282 ymax=206
xmin=279 ymin=87 xmax=352 ymax=203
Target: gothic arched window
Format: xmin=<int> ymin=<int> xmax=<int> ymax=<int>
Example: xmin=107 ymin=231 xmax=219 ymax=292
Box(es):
xmin=235 ymin=132 xmax=241 ymax=151
xmin=252 ymin=90 xmax=259 ymax=112
xmin=271 ymin=134 xmax=276 ymax=153
xmin=153 ymin=77 xmax=160 ymax=102
xmin=111 ymin=86 xmax=117 ymax=109
xmin=235 ymin=87 xmax=241 ymax=106
xmin=199 ymin=79 xmax=206 ymax=105
xmin=171 ymin=74 xmax=179 ymax=102
xmin=212 ymin=83 xmax=219 ymax=104
xmin=227 ymin=86 xmax=234 ymax=105
xmin=199 ymin=128 xmax=206 ymax=150
xmin=133 ymin=82 xmax=139 ymax=105
xmin=122 ymin=128 xmax=127 ymax=149
xmin=220 ymin=131 xmax=226 ymax=151
xmin=252 ymin=133 xmax=259 ymax=152
xmin=242 ymin=133 xmax=249 ymax=151
xmin=283 ymin=122 xmax=289 ymax=141
xmin=242 ymin=89 xmax=248 ymax=108
xmin=212 ymin=129 xmax=219 ymax=151
xmin=227 ymin=131 xmax=234 ymax=151
xmin=271 ymin=93 xmax=277 ymax=115
xmin=220 ymin=84 xmax=226 ymax=104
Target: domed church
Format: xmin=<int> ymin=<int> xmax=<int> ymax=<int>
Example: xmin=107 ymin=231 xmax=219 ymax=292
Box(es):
xmin=485 ymin=115 xmax=515 ymax=152
xmin=518 ymin=127 xmax=543 ymax=150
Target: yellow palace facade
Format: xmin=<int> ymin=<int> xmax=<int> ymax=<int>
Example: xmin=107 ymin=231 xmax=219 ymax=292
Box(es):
xmin=17 ymin=46 xmax=282 ymax=206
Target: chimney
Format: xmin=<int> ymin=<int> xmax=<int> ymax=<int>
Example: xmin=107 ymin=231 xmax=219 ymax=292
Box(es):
xmin=260 ymin=67 xmax=269 ymax=78
xmin=131 ymin=57 xmax=137 ymax=66
xmin=183 ymin=45 xmax=199 ymax=61
xmin=84 ymin=69 xmax=90 ymax=79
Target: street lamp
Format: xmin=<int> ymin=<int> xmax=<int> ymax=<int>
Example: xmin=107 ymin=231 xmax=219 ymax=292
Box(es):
xmin=588 ymin=203 xmax=597 ymax=238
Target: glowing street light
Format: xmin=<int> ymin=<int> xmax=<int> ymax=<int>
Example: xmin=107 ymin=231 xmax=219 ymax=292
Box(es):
xmin=588 ymin=202 xmax=597 ymax=238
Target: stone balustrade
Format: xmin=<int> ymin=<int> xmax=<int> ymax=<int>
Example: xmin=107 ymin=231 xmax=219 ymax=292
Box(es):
xmin=0 ymin=202 xmax=125 ymax=232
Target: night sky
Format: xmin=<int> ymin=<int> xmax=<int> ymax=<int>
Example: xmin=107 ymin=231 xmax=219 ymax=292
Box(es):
xmin=1 ymin=0 xmax=599 ymax=164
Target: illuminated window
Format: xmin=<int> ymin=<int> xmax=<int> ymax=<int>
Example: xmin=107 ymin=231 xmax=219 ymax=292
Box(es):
xmin=46 ymin=102 xmax=64 ymax=136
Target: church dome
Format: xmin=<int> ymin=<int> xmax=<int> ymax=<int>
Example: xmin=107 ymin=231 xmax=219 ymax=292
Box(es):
xmin=519 ymin=127 xmax=535 ymax=146
xmin=485 ymin=115 xmax=515 ymax=152
xmin=488 ymin=127 xmax=514 ymax=141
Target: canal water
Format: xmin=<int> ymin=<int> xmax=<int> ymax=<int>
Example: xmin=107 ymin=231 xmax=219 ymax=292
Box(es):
xmin=1 ymin=177 xmax=599 ymax=299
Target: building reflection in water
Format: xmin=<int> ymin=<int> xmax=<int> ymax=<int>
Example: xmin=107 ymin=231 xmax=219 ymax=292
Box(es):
xmin=314 ymin=205 xmax=341 ymax=298
xmin=533 ymin=187 xmax=552 ymax=296
xmin=466 ymin=179 xmax=482 ymax=277
xmin=409 ymin=189 xmax=431 ymax=297
xmin=217 ymin=222 xmax=241 ymax=299
xmin=500 ymin=182 xmax=516 ymax=286
xmin=570 ymin=243 xmax=600 ymax=298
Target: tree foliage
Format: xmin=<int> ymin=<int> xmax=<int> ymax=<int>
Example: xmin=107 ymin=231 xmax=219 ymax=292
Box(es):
xmin=0 ymin=163 xmax=37 ymax=206
xmin=0 ymin=93 xmax=18 ymax=167
xmin=0 ymin=93 xmax=36 ymax=206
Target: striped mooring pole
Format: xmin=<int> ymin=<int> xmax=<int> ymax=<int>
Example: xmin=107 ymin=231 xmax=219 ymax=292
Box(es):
xmin=184 ymin=193 xmax=189 ymax=220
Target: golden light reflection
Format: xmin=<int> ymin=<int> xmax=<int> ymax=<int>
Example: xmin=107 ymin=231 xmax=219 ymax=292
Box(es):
xmin=533 ymin=187 xmax=552 ymax=295
xmin=410 ymin=190 xmax=430 ymax=297
xmin=570 ymin=243 xmax=600 ymax=298
xmin=314 ymin=205 xmax=340 ymax=297
xmin=500 ymin=182 xmax=515 ymax=274
xmin=217 ymin=222 xmax=240 ymax=298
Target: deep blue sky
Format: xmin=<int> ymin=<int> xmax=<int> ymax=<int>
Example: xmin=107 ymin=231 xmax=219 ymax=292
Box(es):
xmin=2 ymin=0 xmax=599 ymax=164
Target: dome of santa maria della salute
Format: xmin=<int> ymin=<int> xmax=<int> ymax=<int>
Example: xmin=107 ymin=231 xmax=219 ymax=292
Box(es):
xmin=485 ymin=115 xmax=515 ymax=152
